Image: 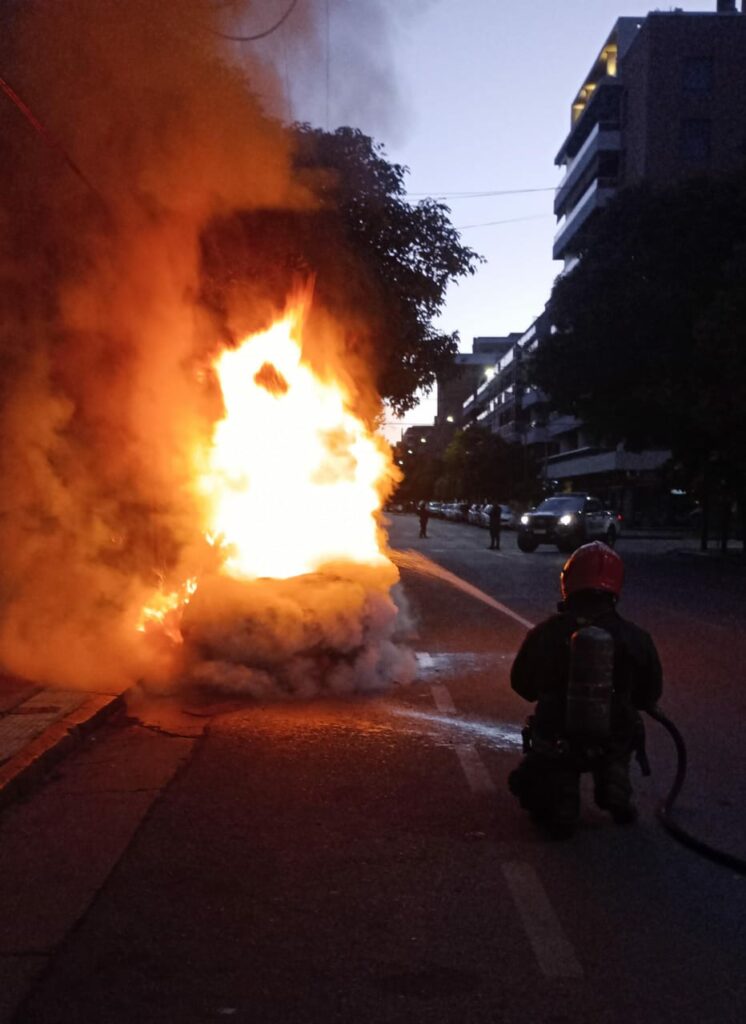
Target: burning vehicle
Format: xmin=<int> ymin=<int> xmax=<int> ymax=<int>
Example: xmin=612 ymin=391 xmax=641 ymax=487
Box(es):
xmin=0 ymin=0 xmax=448 ymax=701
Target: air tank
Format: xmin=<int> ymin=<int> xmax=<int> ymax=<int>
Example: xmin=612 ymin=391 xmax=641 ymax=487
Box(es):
xmin=565 ymin=626 xmax=614 ymax=740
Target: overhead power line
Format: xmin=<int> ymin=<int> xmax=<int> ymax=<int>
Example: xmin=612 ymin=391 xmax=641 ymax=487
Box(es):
xmin=407 ymin=186 xmax=557 ymax=199
xmin=457 ymin=213 xmax=553 ymax=230
xmin=215 ymin=0 xmax=300 ymax=42
xmin=0 ymin=73 xmax=102 ymax=199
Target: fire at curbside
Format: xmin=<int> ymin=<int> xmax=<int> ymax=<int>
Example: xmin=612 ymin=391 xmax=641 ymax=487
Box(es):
xmin=0 ymin=1 xmax=415 ymax=699
xmin=139 ymin=303 xmax=417 ymax=699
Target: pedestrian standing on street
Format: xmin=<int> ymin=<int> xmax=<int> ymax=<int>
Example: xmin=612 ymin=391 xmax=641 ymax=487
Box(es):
xmin=488 ymin=503 xmax=502 ymax=550
xmin=418 ymin=501 xmax=430 ymax=539
xmin=507 ymin=542 xmax=663 ymax=838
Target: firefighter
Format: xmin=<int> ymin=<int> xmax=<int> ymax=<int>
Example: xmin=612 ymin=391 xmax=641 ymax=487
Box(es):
xmin=508 ymin=542 xmax=662 ymax=837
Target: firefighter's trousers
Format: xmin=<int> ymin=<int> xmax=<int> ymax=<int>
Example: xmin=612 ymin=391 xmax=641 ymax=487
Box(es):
xmin=508 ymin=743 xmax=633 ymax=828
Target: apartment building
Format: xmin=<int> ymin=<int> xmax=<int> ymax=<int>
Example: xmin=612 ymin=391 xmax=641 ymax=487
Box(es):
xmin=443 ymin=4 xmax=746 ymax=521
xmin=432 ymin=335 xmax=516 ymax=450
xmin=554 ymin=3 xmax=746 ymax=267
xmin=546 ymin=2 xmax=746 ymax=521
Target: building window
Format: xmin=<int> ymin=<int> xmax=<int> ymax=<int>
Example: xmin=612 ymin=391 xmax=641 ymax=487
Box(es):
xmin=682 ymin=56 xmax=713 ymax=95
xmin=679 ymin=119 xmax=711 ymax=161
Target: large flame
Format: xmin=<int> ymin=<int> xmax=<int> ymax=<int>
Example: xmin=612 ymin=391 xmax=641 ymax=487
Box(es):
xmin=139 ymin=305 xmax=393 ymax=639
xmin=198 ymin=309 xmax=390 ymax=580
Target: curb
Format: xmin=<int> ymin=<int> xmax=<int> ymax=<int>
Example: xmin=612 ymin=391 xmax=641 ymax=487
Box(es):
xmin=0 ymin=691 xmax=126 ymax=812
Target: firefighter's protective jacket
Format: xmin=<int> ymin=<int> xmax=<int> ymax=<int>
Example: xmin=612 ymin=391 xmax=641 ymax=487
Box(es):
xmin=511 ymin=608 xmax=662 ymax=739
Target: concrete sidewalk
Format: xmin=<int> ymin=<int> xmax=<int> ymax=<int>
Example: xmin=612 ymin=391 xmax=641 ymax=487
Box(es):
xmin=0 ymin=677 xmax=125 ymax=811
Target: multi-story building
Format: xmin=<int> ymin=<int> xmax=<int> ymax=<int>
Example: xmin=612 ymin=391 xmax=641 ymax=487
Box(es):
xmin=432 ymin=335 xmax=516 ymax=449
xmin=554 ymin=2 xmax=746 ymax=267
xmin=434 ymin=4 xmax=746 ymax=521
xmin=544 ymin=2 xmax=746 ymax=521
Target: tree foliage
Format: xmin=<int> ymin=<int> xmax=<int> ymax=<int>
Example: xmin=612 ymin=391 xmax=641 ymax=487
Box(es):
xmin=201 ymin=126 xmax=481 ymax=414
xmin=530 ymin=175 xmax=746 ymax=490
xmin=439 ymin=427 xmax=533 ymax=502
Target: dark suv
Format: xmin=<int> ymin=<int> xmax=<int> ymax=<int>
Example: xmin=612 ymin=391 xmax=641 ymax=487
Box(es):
xmin=517 ymin=493 xmax=621 ymax=553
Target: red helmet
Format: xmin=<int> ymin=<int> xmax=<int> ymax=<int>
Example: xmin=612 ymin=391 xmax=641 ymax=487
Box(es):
xmin=560 ymin=541 xmax=624 ymax=600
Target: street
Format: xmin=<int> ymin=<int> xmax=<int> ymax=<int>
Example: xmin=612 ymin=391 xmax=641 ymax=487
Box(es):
xmin=0 ymin=516 xmax=744 ymax=1023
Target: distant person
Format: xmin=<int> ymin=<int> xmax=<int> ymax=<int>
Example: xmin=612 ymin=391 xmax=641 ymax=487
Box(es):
xmin=488 ymin=503 xmax=502 ymax=550
xmin=418 ymin=501 xmax=430 ymax=539
xmin=508 ymin=542 xmax=663 ymax=837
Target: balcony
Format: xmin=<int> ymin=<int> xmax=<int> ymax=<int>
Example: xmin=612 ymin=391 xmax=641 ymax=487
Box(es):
xmin=554 ymin=123 xmax=621 ymax=217
xmin=553 ymin=177 xmax=618 ymax=261
xmin=497 ymin=423 xmax=522 ymax=444
xmin=524 ymin=426 xmax=550 ymax=446
xmin=555 ymin=79 xmax=623 ymax=165
xmin=521 ymin=387 xmax=547 ymax=411
xmin=545 ymin=413 xmax=582 ymax=440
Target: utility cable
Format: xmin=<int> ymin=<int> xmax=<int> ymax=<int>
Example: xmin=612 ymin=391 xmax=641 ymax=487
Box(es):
xmin=407 ymin=187 xmax=557 ymax=199
xmin=214 ymin=0 xmax=300 ymax=42
xmin=645 ymin=705 xmax=746 ymax=877
xmin=0 ymin=72 xmax=103 ymax=200
xmin=457 ymin=213 xmax=553 ymax=230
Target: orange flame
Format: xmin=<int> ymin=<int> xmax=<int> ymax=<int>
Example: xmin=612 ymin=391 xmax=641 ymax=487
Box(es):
xmin=195 ymin=309 xmax=389 ymax=580
xmin=139 ymin=305 xmax=393 ymax=635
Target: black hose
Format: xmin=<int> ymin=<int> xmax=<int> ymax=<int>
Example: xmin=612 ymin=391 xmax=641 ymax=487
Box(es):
xmin=645 ymin=705 xmax=746 ymax=876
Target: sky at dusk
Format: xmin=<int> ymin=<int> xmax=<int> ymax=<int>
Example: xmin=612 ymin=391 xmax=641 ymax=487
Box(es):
xmin=254 ymin=0 xmax=719 ymax=428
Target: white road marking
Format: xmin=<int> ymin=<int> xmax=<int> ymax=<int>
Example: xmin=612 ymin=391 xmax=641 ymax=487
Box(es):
xmin=455 ymin=743 xmax=496 ymax=794
xmin=430 ymin=683 xmax=457 ymax=714
xmin=501 ymin=862 xmax=583 ymax=979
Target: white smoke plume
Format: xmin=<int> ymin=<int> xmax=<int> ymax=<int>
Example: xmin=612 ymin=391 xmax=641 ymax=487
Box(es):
xmin=0 ymin=0 xmax=415 ymax=698
xmin=181 ymin=564 xmax=416 ymax=700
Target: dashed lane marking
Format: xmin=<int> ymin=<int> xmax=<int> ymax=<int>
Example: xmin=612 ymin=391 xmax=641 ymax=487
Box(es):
xmin=501 ymin=861 xmax=584 ymax=979
xmin=455 ymin=743 xmax=496 ymax=795
xmin=430 ymin=683 xmax=456 ymax=715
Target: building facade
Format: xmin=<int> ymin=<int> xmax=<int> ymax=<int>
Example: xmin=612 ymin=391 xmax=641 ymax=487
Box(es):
xmin=554 ymin=4 xmax=746 ymax=266
xmin=432 ymin=335 xmax=516 ymax=450
xmin=545 ymin=3 xmax=746 ymax=522
xmin=432 ymin=4 xmax=746 ymax=523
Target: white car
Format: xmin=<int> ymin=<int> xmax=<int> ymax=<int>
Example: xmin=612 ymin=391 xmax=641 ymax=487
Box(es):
xmin=479 ymin=504 xmax=516 ymax=530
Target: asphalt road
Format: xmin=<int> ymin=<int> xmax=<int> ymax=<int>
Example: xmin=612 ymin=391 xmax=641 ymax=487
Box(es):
xmin=0 ymin=516 xmax=744 ymax=1023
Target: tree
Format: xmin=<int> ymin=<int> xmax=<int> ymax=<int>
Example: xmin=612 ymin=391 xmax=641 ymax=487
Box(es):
xmin=439 ymin=427 xmax=532 ymax=502
xmin=529 ymin=175 xmax=746 ymax=540
xmin=201 ymin=126 xmax=482 ymax=414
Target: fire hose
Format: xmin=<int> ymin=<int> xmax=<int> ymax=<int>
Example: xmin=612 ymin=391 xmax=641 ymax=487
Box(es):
xmin=644 ymin=705 xmax=746 ymax=877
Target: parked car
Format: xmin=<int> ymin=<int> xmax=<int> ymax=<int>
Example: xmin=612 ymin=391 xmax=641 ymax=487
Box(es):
xmin=442 ymin=501 xmax=469 ymax=522
xmin=454 ymin=501 xmax=470 ymax=522
xmin=517 ymin=493 xmax=621 ymax=553
xmin=467 ymin=503 xmax=484 ymax=525
xmin=478 ymin=503 xmax=516 ymax=530
xmin=426 ymin=501 xmax=443 ymax=518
